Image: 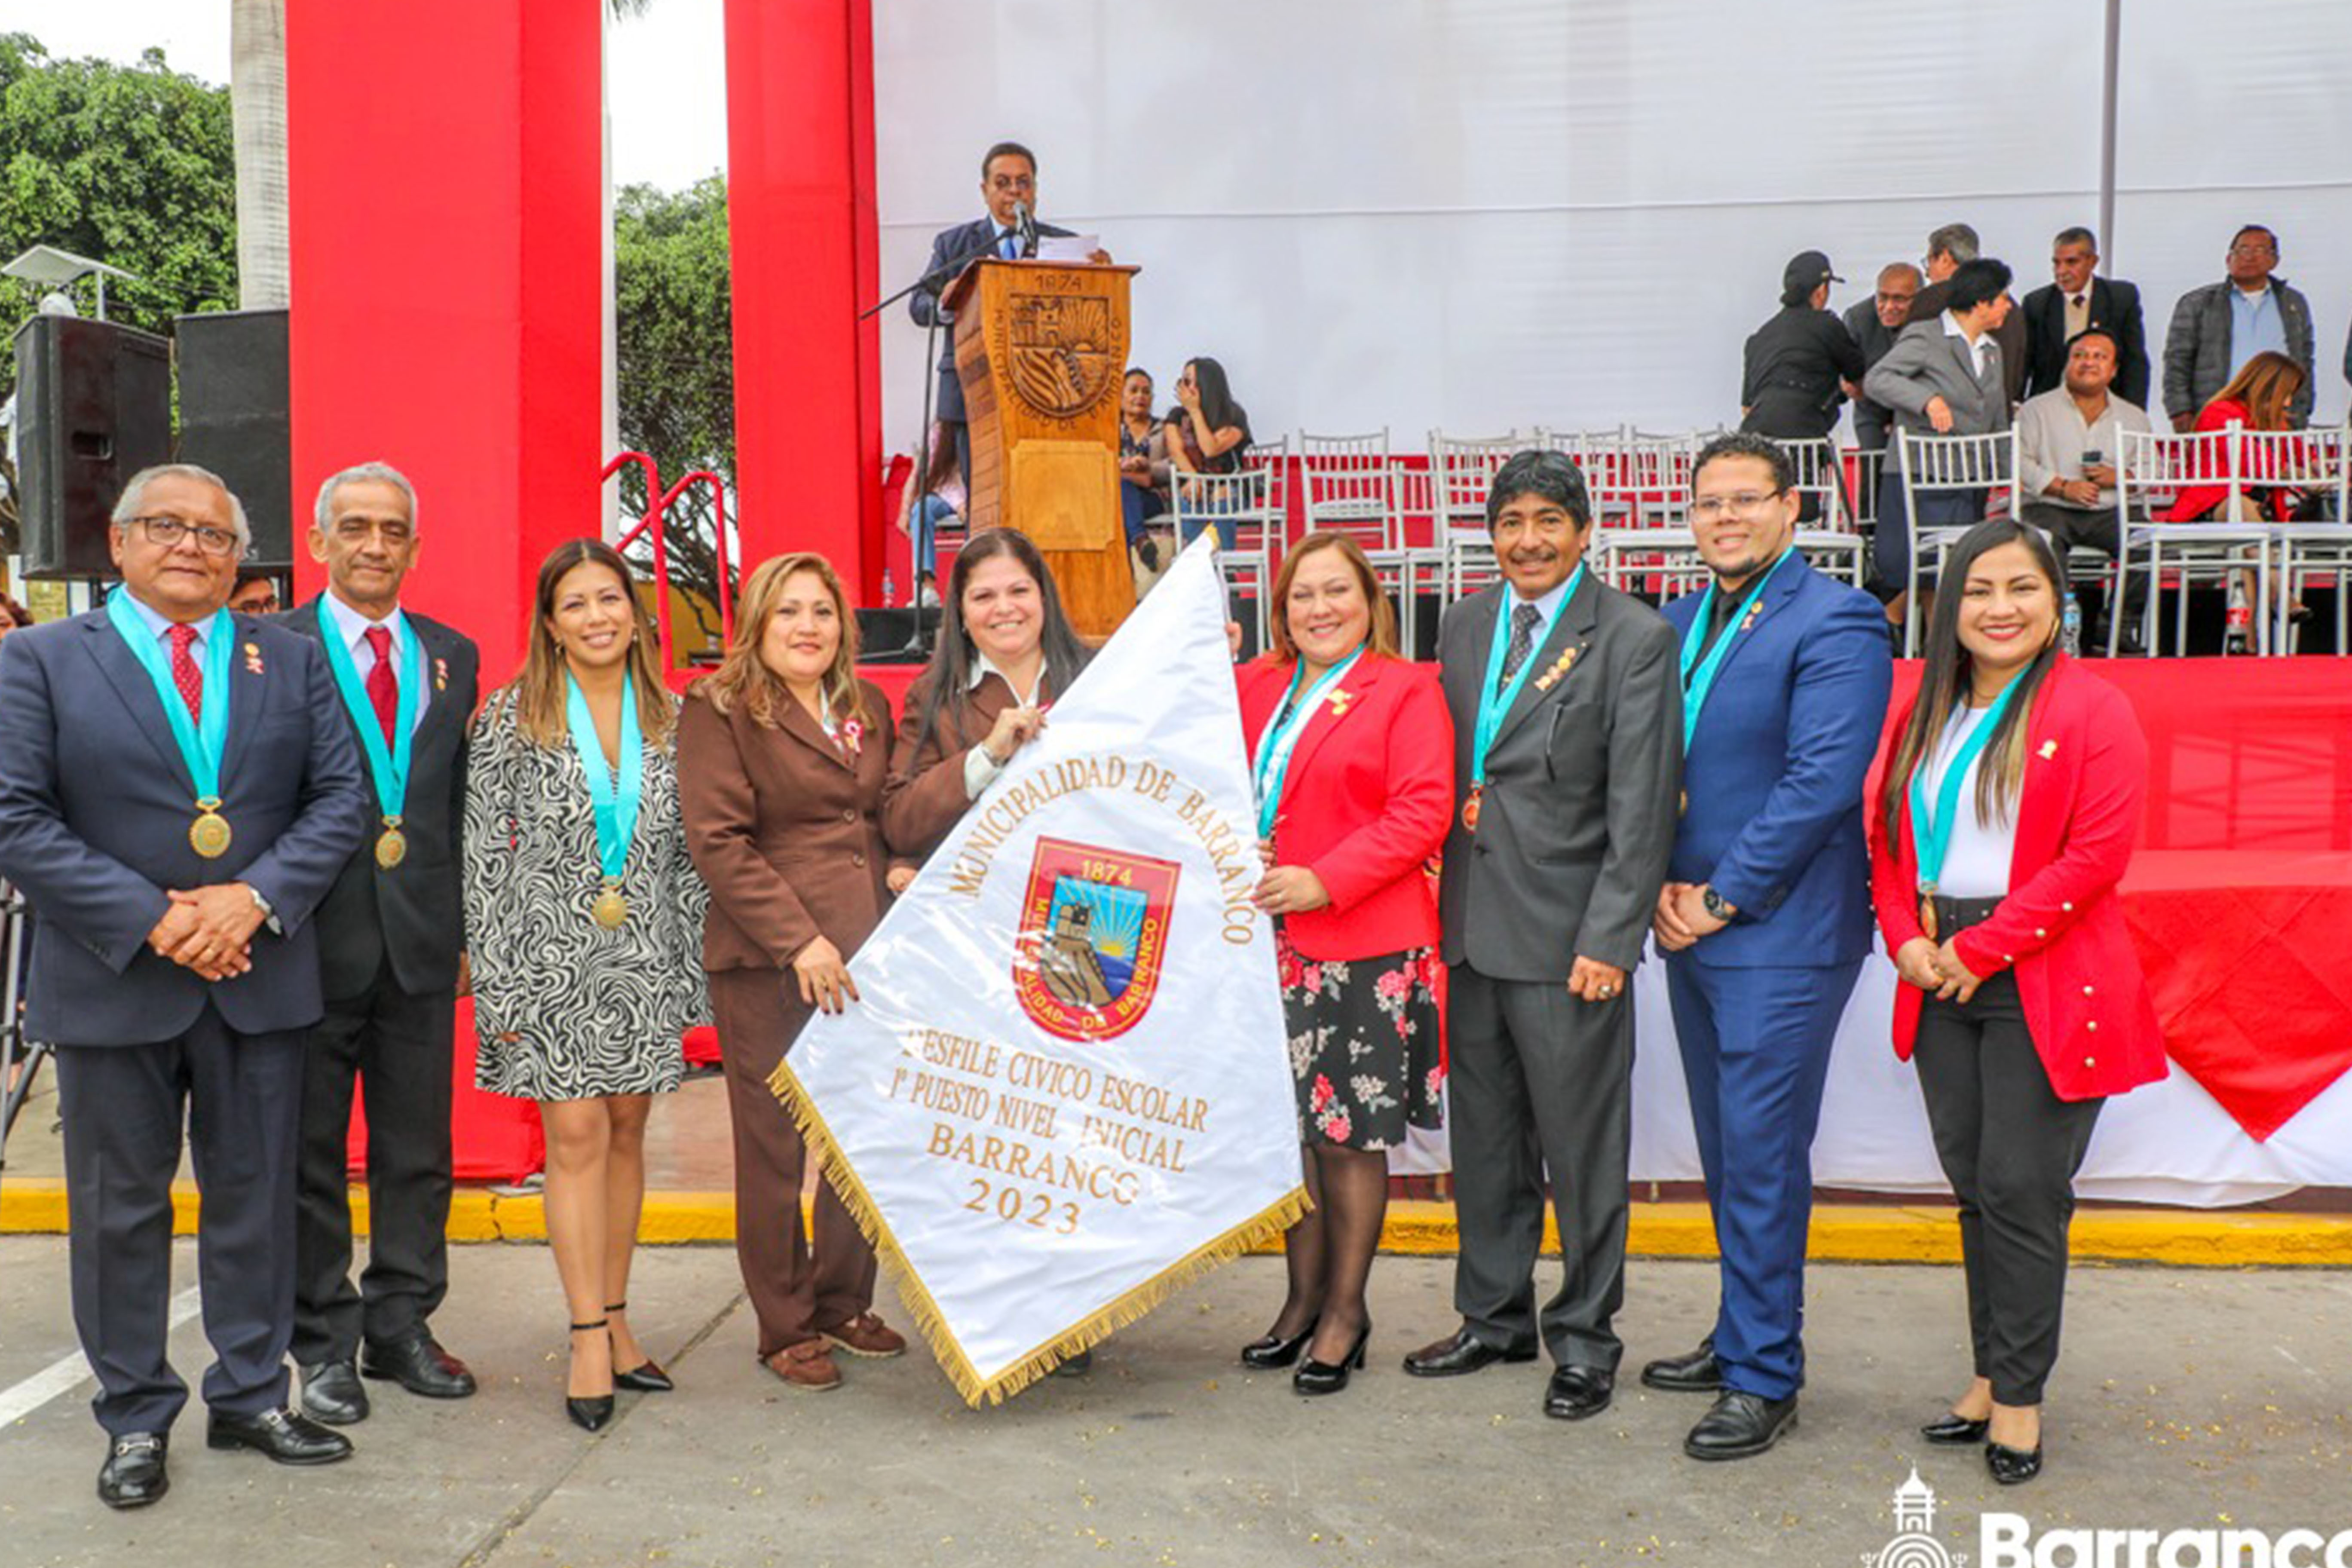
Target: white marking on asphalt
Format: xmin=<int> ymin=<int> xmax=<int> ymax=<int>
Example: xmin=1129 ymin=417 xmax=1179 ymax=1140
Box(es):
xmin=0 ymin=1287 xmax=203 ymax=1428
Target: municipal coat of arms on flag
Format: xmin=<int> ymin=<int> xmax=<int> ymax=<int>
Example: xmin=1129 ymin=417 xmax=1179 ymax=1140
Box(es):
xmin=772 ymin=538 xmax=1305 ymax=1403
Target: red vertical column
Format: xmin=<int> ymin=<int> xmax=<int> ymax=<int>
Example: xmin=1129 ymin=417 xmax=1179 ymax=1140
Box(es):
xmin=286 ymin=0 xmax=603 ymax=666
xmin=724 ymin=0 xmax=884 ymax=601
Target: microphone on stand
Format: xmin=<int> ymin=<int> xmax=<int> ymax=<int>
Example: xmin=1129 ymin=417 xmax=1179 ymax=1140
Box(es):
xmin=1012 ymin=199 xmax=1039 ymax=258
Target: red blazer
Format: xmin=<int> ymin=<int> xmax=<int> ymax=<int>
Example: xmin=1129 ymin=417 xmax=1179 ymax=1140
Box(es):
xmin=1865 ymin=656 xmax=2166 ymax=1102
xmin=2163 ymin=398 xmax=2299 ymax=523
xmin=1237 ymin=653 xmax=1452 ymax=962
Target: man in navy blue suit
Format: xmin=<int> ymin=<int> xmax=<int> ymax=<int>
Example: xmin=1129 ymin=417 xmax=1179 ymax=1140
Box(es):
xmin=907 ymin=141 xmax=1106 ymax=491
xmin=1644 ymin=432 xmax=1893 ymax=1461
xmin=0 ymin=465 xmax=370 ymax=1508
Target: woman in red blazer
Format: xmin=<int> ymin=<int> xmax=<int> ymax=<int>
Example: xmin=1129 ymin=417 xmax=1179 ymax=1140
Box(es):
xmin=1867 ymin=518 xmax=2164 ymax=1487
xmin=1235 ymin=532 xmax=1454 ymax=1396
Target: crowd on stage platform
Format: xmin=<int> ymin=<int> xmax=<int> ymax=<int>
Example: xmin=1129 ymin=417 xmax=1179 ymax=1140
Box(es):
xmin=2 ymin=410 xmax=2166 ymax=1508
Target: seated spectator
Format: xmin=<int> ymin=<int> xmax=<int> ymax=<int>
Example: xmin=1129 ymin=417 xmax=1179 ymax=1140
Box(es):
xmin=1903 ymin=223 xmax=2027 ymax=407
xmin=896 ymin=422 xmax=962 ymax=608
xmin=2164 ymin=351 xmax=2311 ymax=524
xmin=1118 ymin=368 xmax=1177 ymax=594
xmin=2162 ymin=226 xmax=2315 ymax=431
xmin=1166 ymin=357 xmax=1253 ymax=549
xmin=1845 ymin=262 xmax=1923 ymax=453
xmin=2015 ymin=328 xmax=2153 ymax=646
xmin=2020 ymin=227 xmax=2148 ymax=409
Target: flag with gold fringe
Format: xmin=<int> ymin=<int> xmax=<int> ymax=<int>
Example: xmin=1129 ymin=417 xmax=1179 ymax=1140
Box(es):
xmin=772 ymin=537 xmax=1305 ymax=1404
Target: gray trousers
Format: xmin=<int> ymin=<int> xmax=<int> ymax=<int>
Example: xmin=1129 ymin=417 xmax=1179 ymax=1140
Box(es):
xmin=1446 ymin=964 xmax=1634 ymax=1372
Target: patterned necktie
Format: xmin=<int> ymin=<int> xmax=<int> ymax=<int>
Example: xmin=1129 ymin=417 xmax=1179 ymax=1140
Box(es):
xmin=1498 ymin=601 xmax=1544 ymax=690
xmin=364 ymin=626 xmax=399 ymax=743
xmin=167 ymin=624 xmax=203 ymax=720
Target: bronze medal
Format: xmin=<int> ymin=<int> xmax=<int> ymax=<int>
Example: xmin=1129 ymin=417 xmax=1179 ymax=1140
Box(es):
xmin=1919 ymin=892 xmax=1940 ymax=942
xmin=190 ymin=805 xmax=233 ymax=859
xmin=375 ymin=823 xmax=408 ymax=870
xmin=1461 ymin=785 xmax=1482 ymax=833
xmin=592 ymin=883 xmax=630 ymax=930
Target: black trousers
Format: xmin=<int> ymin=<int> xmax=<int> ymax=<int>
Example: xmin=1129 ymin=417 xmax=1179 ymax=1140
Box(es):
xmin=54 ymin=1010 xmax=304 ymax=1436
xmin=292 ymin=957 xmax=456 ymax=1365
xmin=1446 ymin=965 xmax=1633 ymax=1372
xmin=1912 ymin=971 xmax=2104 ymax=1406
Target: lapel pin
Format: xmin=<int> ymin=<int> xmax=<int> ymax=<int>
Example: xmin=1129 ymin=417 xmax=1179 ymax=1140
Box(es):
xmin=435 ymin=656 xmax=449 ymax=692
xmin=243 ymin=643 xmax=264 ymax=675
xmin=1534 ymin=645 xmax=1581 ymax=692
xmin=2038 ymin=740 xmax=2058 ymax=760
xmin=1740 ymin=601 xmax=1765 ymax=633
xmin=1327 ymin=689 xmax=1357 ymax=718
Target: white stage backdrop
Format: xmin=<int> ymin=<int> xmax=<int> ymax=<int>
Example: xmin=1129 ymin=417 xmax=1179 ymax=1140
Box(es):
xmin=873 ymin=0 xmax=2352 ymax=454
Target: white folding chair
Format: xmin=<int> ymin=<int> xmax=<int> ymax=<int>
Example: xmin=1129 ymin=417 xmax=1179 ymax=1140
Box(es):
xmin=1427 ymin=431 xmax=1522 ymax=604
xmin=1591 ymin=434 xmax=1704 ymax=598
xmin=1298 ymin=429 xmax=1413 ymax=644
xmin=1896 ymin=429 xmax=2019 ymax=655
xmin=1773 ymin=436 xmax=1868 ymax=588
xmin=1171 ymin=436 xmax=1287 ymax=647
xmin=2248 ymin=428 xmax=2347 ymax=653
xmin=2112 ymin=424 xmax=2275 ymax=657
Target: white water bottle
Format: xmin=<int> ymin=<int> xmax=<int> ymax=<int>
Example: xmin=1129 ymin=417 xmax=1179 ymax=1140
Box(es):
xmin=2061 ymin=589 xmax=2082 ymax=657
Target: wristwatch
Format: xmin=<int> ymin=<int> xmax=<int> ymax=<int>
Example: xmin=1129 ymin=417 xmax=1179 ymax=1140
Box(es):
xmin=1701 ymin=886 xmax=1738 ymax=924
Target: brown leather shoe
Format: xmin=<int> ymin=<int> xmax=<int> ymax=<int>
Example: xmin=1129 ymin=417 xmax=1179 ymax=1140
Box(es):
xmin=763 ymin=1339 xmax=842 ymax=1391
xmin=819 ymin=1312 xmax=906 ymax=1360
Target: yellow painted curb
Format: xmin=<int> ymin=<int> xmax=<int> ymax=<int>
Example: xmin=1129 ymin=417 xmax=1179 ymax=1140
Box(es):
xmin=6 ymin=1183 xmax=2351 ymax=1266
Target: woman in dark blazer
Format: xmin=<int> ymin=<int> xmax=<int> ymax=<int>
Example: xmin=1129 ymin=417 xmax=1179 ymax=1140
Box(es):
xmin=1867 ymin=517 xmax=2165 ymax=1485
xmin=882 ymin=527 xmax=1093 ymax=865
xmin=1235 ymin=532 xmax=1454 ymax=1395
xmin=677 ymin=552 xmax=911 ymax=1394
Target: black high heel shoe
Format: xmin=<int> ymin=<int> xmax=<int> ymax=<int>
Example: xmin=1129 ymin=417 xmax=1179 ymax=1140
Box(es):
xmin=1920 ymin=1412 xmax=1991 ymax=1445
xmin=1240 ymin=1317 xmax=1320 ymax=1370
xmin=606 ymin=1301 xmax=674 ymax=1393
xmin=1986 ymin=1439 xmax=2043 ymax=1485
xmin=566 ymin=1320 xmax=615 ymax=1432
xmin=1292 ymin=1325 xmax=1371 ymax=1396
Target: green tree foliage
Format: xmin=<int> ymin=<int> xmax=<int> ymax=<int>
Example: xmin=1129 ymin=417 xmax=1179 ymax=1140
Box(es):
xmin=613 ymin=175 xmax=737 ymax=635
xmin=0 ymin=34 xmax=236 ymax=551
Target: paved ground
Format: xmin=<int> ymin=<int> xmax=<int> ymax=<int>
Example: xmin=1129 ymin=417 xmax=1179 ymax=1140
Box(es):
xmin=3 ymin=1241 xmax=2349 ymax=1568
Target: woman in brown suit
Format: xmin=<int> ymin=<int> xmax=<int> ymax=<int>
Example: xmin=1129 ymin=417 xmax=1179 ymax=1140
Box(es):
xmin=881 ymin=528 xmax=1094 ymax=862
xmin=677 ymin=552 xmax=911 ymax=1392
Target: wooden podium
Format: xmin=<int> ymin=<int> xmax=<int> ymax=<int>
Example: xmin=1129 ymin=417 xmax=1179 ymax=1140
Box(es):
xmin=945 ymin=258 xmax=1140 ymax=638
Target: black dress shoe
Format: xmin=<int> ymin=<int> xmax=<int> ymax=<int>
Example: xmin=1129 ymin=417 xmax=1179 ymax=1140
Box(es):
xmin=1986 ymin=1440 xmax=2043 ymax=1485
xmin=1542 ymin=1365 xmax=1614 ymax=1421
xmin=1920 ymin=1412 xmax=1991 ymax=1445
xmin=1402 ymin=1328 xmax=1537 ymax=1378
xmin=1639 ymin=1339 xmax=1722 ymax=1393
xmin=361 ymin=1332 xmax=478 ymax=1399
xmin=206 ymin=1406 xmax=355 ymax=1466
xmin=1683 ymin=1390 xmax=1798 ymax=1460
xmin=299 ymin=1358 xmax=370 ymax=1426
xmin=1292 ymin=1325 xmax=1371 ymax=1397
xmin=1240 ymin=1318 xmax=1319 ymax=1370
xmin=1051 ymin=1348 xmax=1095 ymax=1378
xmin=97 ymin=1433 xmax=168 ymax=1510
xmin=605 ymin=1299 xmax=674 ymax=1391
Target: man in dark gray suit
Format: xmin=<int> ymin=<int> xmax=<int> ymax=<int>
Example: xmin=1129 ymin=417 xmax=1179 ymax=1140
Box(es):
xmin=1403 ymin=450 xmax=1683 ymax=1423
xmin=0 ymin=465 xmax=370 ymax=1507
xmin=1844 ymin=262 xmax=1923 ymax=453
xmin=907 ymin=141 xmax=1101 ymax=491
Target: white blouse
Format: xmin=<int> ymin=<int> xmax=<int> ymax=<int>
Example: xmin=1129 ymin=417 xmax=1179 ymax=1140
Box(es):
xmin=1920 ymin=703 xmax=2017 ymax=898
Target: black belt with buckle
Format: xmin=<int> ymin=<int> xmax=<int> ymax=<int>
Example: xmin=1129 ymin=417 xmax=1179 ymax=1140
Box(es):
xmin=1930 ymin=894 xmax=2003 ymax=937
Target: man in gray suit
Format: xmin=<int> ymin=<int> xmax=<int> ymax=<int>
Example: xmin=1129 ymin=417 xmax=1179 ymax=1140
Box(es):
xmin=1844 ymin=262 xmax=1923 ymax=453
xmin=1865 ymin=257 xmax=2015 ymax=609
xmin=1403 ymin=450 xmax=1682 ymax=1423
xmin=2161 ymin=224 xmax=2317 ymax=430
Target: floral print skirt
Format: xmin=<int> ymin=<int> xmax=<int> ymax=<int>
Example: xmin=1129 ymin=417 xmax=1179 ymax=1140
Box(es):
xmin=1276 ymin=928 xmax=1445 ymax=1151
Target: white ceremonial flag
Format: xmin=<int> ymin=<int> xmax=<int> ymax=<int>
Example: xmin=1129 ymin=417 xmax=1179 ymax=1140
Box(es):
xmin=773 ymin=538 xmax=1304 ymax=1404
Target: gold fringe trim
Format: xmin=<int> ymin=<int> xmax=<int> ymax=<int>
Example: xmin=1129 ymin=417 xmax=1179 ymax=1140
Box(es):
xmin=769 ymin=1057 xmax=1309 ymax=1407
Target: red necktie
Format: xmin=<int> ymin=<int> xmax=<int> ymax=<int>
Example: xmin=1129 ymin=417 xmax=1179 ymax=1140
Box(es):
xmin=364 ymin=626 xmax=398 ymax=744
xmin=168 ymin=624 xmax=203 ymax=720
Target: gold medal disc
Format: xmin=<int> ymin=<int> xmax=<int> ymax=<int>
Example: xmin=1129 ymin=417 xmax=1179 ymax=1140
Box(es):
xmin=376 ymin=825 xmax=408 ymax=870
xmin=190 ymin=808 xmax=233 ymax=859
xmin=1919 ymin=894 xmax=1940 ymax=942
xmin=592 ymin=886 xmax=630 ymax=930
xmin=1461 ymin=786 xmax=1482 ymax=833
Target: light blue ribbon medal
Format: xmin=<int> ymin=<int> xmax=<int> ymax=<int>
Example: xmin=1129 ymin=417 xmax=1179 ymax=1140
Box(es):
xmin=1250 ymin=645 xmax=1364 ymax=839
xmin=1464 ymin=566 xmax=1583 ymax=832
xmin=1908 ymin=679 xmax=2023 ymax=940
xmin=318 ymin=604 xmax=426 ymax=868
xmin=108 ymin=588 xmax=236 ymax=858
xmin=566 ymin=673 xmax=644 ymax=929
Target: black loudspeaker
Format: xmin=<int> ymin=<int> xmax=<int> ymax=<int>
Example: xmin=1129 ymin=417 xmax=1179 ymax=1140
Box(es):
xmin=854 ymin=606 xmax=943 ymax=663
xmin=11 ymin=315 xmax=172 ymax=579
xmin=176 ymin=309 xmax=291 ymax=567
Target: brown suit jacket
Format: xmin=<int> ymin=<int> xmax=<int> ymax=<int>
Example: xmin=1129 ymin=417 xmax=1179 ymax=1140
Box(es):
xmin=677 ymin=679 xmax=903 ymax=974
xmin=879 ymin=669 xmax=1028 ymax=865
xmin=1903 ymin=280 xmax=2027 ymax=406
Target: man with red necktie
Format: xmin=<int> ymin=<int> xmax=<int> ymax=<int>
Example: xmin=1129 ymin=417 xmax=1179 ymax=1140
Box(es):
xmin=280 ymin=462 xmax=483 ymax=1428
xmin=0 ymin=465 xmax=368 ymax=1508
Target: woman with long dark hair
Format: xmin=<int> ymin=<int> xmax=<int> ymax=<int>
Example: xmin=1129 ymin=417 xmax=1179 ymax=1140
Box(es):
xmin=462 ymin=539 xmax=709 ymax=1430
xmin=1866 ymin=518 xmax=2164 ymax=1486
xmin=1235 ymin=533 xmax=1452 ymax=1395
xmin=1167 ymin=357 xmax=1254 ymax=548
xmin=880 ymin=528 xmax=1093 ymax=864
xmin=896 ymin=423 xmax=963 ymax=608
xmin=678 ymin=552 xmax=907 ymax=1392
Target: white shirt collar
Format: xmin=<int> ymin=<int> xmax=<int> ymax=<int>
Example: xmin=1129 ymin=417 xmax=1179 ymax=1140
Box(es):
xmin=322 ymin=587 xmax=404 ymax=660
xmin=970 ymin=650 xmax=1044 ymax=707
xmin=118 ymin=588 xmax=222 ymax=648
xmin=1508 ymin=571 xmax=1576 ymax=625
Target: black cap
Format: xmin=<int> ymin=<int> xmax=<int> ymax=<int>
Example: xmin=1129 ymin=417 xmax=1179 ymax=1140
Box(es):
xmin=1780 ymin=250 xmax=1843 ymax=304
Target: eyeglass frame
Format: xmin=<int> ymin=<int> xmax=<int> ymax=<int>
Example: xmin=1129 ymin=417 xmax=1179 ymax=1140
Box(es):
xmin=122 ymin=514 xmax=246 ymax=558
xmin=1688 ymin=486 xmax=1791 ymax=521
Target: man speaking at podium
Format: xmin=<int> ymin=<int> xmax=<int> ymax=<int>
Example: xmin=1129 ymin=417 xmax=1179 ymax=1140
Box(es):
xmin=908 ymin=141 xmax=1109 ymax=492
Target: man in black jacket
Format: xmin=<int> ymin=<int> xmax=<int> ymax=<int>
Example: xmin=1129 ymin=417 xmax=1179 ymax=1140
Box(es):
xmin=2019 ymin=227 xmax=2149 ymax=408
xmin=284 ymin=462 xmax=482 ymax=1425
xmin=1843 ymin=263 xmax=1922 ymax=454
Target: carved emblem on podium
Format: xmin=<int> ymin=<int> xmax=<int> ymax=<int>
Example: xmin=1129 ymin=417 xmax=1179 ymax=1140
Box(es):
xmin=1002 ymin=290 xmax=1119 ymax=421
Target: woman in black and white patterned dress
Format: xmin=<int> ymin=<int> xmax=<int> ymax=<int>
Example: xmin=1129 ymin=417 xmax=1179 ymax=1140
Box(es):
xmin=462 ymin=539 xmax=708 ymax=1430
